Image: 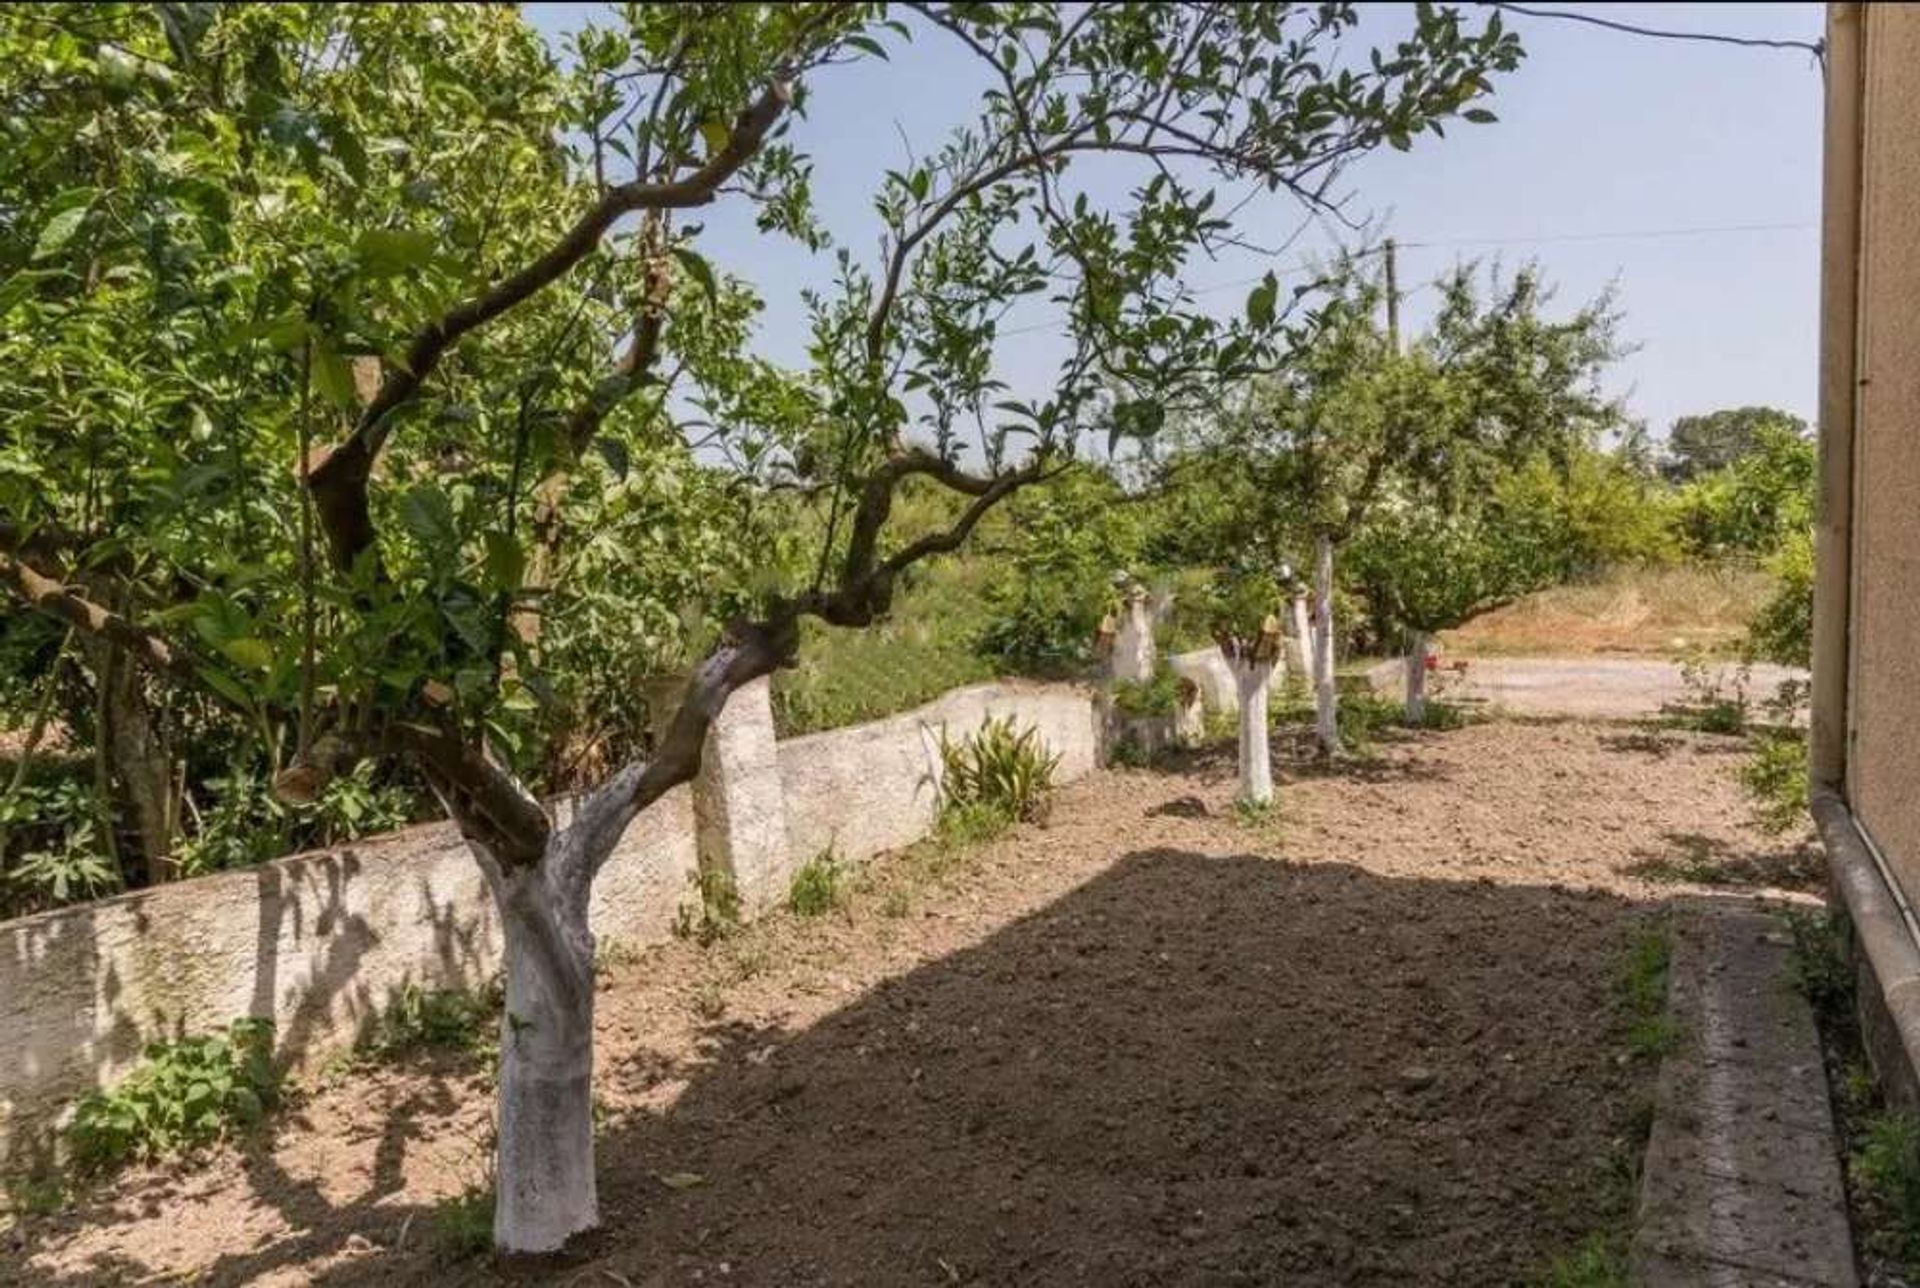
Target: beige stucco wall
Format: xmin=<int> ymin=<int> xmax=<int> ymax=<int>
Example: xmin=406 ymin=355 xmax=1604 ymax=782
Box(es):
xmin=1848 ymin=3 xmax=1920 ymax=896
xmin=0 ymin=681 xmax=1099 ymax=1163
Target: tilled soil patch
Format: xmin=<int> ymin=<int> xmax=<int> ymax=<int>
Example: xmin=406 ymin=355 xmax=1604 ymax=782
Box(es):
xmin=3 ymin=720 xmax=1817 ymax=1286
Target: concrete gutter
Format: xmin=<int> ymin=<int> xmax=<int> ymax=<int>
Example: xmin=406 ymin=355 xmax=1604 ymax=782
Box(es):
xmin=1814 ymin=785 xmax=1920 ymax=1107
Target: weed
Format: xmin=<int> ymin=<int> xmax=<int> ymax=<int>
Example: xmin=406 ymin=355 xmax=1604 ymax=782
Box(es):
xmin=1853 ymin=1112 xmax=1920 ymax=1268
xmin=674 ymin=866 xmax=741 ymax=944
xmin=880 ymin=886 xmax=913 ymax=918
xmin=935 ymin=799 xmax=1014 ymax=848
xmin=690 ymin=980 xmax=727 ymax=1021
xmin=4 ymin=1174 xmax=64 ymax=1217
xmin=595 ymin=937 xmax=643 ymax=970
xmin=67 ymin=1018 xmax=279 ymax=1174
xmin=1535 ymin=1229 xmax=1629 ymax=1288
xmin=1660 ymin=654 xmax=1750 ymax=734
xmin=1783 ymin=907 xmax=1853 ymax=1019
xmin=1615 ymin=924 xmax=1677 ymax=1061
xmin=727 ymin=941 xmax=773 ymax=983
xmin=360 ymin=982 xmax=499 ymax=1061
xmin=1740 ymin=727 xmax=1810 ymax=835
xmin=1108 ymin=736 xmax=1152 ymax=769
xmin=433 ymin=1185 xmax=494 ymax=1260
xmin=1232 ymin=797 xmax=1277 ymax=831
xmin=788 ymin=849 xmax=844 ymax=917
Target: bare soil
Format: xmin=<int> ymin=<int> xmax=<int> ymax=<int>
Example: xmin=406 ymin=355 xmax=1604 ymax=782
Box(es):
xmin=3 ymin=720 xmax=1820 ymax=1287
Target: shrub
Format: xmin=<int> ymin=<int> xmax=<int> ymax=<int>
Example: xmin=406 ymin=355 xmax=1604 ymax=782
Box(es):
xmin=1661 ymin=656 xmax=1750 ymax=735
xmin=788 ymin=849 xmax=844 ymax=917
xmin=67 ymin=1018 xmax=279 ymax=1173
xmin=433 ymin=1185 xmax=495 ymax=1260
xmin=359 ymin=982 xmax=500 ymax=1060
xmin=1111 ymin=672 xmax=1182 ymax=718
xmin=938 ymin=716 xmax=1060 ymax=831
xmin=1741 ymin=729 xmax=1810 ymax=835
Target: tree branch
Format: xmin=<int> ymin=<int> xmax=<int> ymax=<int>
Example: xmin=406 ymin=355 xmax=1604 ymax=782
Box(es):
xmin=306 ymin=80 xmax=793 ymax=571
xmin=0 ymin=549 xmax=198 ymax=687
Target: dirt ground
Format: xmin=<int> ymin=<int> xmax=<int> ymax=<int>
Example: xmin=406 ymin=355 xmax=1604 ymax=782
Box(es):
xmin=3 ymin=719 xmax=1821 ymax=1287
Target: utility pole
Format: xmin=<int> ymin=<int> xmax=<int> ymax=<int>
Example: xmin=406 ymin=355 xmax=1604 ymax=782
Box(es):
xmin=1384 ymin=236 xmax=1400 ymax=353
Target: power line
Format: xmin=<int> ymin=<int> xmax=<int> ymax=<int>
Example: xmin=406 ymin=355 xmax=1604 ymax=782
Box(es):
xmin=1485 ymin=3 xmax=1825 ymax=60
xmin=994 ymin=218 xmax=1816 ymax=336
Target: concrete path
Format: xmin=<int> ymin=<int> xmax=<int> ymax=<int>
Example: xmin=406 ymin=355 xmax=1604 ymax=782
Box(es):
xmin=1633 ymin=901 xmax=1857 ymax=1287
xmin=1364 ymin=656 xmax=1808 ymax=721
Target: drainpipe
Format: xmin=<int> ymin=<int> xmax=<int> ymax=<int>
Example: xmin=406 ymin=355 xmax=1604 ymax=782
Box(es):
xmin=1811 ymin=1 xmax=1863 ymax=793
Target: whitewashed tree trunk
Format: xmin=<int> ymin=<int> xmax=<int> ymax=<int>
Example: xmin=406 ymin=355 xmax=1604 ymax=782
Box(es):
xmin=1231 ymin=657 xmax=1274 ymax=804
xmin=486 ymin=856 xmax=600 ymax=1253
xmin=1111 ymin=589 xmax=1155 ymax=683
xmin=1311 ymin=533 xmax=1343 ymax=758
xmin=1405 ymin=629 xmax=1429 ymax=727
xmin=1172 ymin=678 xmax=1206 ymax=748
xmin=1286 ymin=594 xmax=1311 ymax=684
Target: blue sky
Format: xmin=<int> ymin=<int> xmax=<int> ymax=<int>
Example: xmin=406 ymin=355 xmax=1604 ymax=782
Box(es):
xmin=522 ymin=2 xmax=1824 ymax=442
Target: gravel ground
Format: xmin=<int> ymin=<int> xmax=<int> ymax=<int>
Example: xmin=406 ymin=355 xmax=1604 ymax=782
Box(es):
xmin=2 ymin=720 xmax=1821 ymax=1287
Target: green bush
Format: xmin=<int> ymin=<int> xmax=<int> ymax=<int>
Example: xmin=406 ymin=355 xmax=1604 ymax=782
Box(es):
xmin=359 ymin=982 xmax=500 ymax=1060
xmin=1741 ymin=729 xmax=1810 ymax=835
xmin=67 ymin=1018 xmax=279 ymax=1173
xmin=433 ymin=1185 xmax=495 ymax=1260
xmin=939 ymin=716 xmax=1060 ymax=836
xmin=1671 ymin=422 xmax=1815 ymax=560
xmin=1112 ymin=672 xmax=1182 ymax=718
xmin=787 ymin=849 xmax=844 ymax=917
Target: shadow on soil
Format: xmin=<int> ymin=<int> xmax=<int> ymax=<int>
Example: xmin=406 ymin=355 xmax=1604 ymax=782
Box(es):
xmin=12 ymin=851 xmax=1663 ymax=1288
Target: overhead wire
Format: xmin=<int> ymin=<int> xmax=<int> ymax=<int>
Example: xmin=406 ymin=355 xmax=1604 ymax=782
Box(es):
xmin=992 ymin=218 xmax=1817 ymax=337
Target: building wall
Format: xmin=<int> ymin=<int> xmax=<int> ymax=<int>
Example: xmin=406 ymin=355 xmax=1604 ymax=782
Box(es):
xmin=1848 ymin=3 xmax=1920 ymax=895
xmin=0 ymin=681 xmax=1100 ymax=1164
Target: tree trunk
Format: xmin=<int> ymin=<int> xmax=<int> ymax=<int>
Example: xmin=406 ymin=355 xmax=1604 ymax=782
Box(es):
xmin=1405 ymin=629 xmax=1429 ymax=727
xmin=1311 ymin=533 xmax=1343 ymax=758
xmin=79 ymin=638 xmax=176 ymax=881
xmin=1230 ymin=658 xmax=1274 ymax=805
xmin=488 ymin=859 xmax=599 ymax=1253
xmin=1285 ymin=594 xmax=1311 ymax=686
xmin=1110 ymin=590 xmax=1155 ymax=683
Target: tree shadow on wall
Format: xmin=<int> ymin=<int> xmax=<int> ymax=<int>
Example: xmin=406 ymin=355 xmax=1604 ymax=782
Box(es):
xmin=13 ymin=850 xmax=1664 ymax=1288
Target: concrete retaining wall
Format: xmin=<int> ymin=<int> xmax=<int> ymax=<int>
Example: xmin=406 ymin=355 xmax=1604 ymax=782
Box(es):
xmin=0 ymin=680 xmax=1099 ymax=1164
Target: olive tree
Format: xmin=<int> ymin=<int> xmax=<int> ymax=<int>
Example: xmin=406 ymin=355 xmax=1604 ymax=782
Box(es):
xmin=0 ymin=1 xmax=1522 ymax=1252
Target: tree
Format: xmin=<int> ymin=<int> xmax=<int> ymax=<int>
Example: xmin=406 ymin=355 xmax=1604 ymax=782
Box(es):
xmin=1670 ymin=417 xmax=1816 ymax=558
xmin=1663 ymin=405 xmax=1807 ymax=481
xmin=1208 ymin=571 xmax=1285 ymax=805
xmin=1348 ymin=501 xmax=1543 ymax=723
xmin=0 ymin=2 xmax=1522 ymax=1253
xmin=1199 ymin=257 xmax=1621 ymax=756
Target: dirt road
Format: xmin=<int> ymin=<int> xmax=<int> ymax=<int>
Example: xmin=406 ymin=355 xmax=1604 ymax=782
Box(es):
xmin=1367 ymin=655 xmax=1807 ymax=720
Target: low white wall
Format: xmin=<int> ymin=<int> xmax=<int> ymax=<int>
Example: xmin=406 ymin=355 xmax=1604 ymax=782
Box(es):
xmin=0 ymin=681 xmax=1099 ymax=1164
xmin=0 ymin=789 xmax=697 ymax=1167
xmin=778 ymin=681 xmax=1102 ymax=868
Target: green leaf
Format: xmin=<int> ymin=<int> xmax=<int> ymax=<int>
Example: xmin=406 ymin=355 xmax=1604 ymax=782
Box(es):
xmin=353 ymin=228 xmax=436 ymax=278
xmin=1246 ymin=274 xmax=1278 ymax=330
xmin=311 ymin=344 xmax=357 ymax=411
xmin=218 ymin=638 xmax=274 ymax=671
xmin=1462 ymin=108 xmax=1497 ymax=124
xmin=196 ymin=666 xmax=255 ymax=710
xmin=32 ymin=206 xmax=90 ymax=261
xmin=399 ymin=484 xmax=459 ymax=556
xmin=699 ymin=118 xmax=730 ymax=157
xmin=484 ymin=532 xmax=526 ymax=592
xmin=670 ymin=246 xmax=717 ymax=301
